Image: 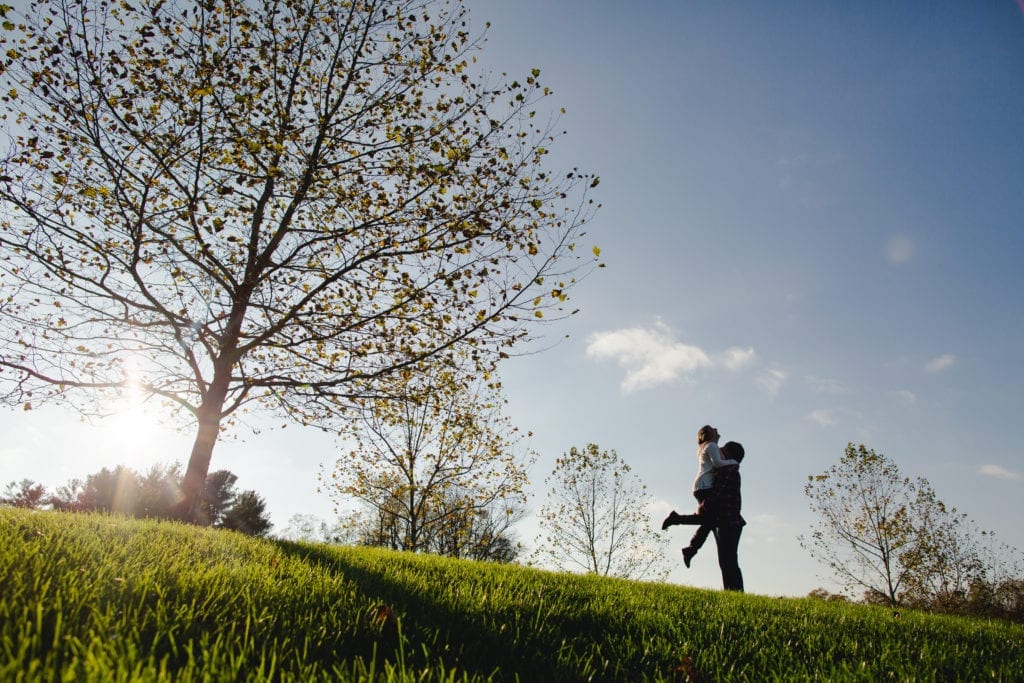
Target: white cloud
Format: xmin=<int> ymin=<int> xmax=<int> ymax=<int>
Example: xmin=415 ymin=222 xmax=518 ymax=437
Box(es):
xmin=979 ymin=464 xmax=1021 ymax=481
xmin=886 ymin=234 xmax=913 ymax=264
xmin=805 ymin=375 xmax=847 ymax=394
xmin=925 ymin=353 xmax=956 ymax=374
xmin=774 ymin=148 xmax=843 ymax=209
xmin=648 ymin=497 xmax=680 ymax=524
xmin=776 ymin=153 xmax=809 ymax=190
xmin=757 ymin=368 xmax=786 ymax=397
xmin=743 ymin=513 xmax=801 ymax=546
xmin=585 ymin=323 xmax=752 ymax=393
xmin=808 ymin=409 xmax=838 ymax=427
xmin=891 ymin=389 xmax=917 ymax=406
xmin=715 ymin=346 xmax=756 ymax=371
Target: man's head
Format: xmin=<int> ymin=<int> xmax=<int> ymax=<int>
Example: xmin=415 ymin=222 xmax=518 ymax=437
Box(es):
xmin=721 ymin=441 xmax=745 ymax=463
xmin=697 ymin=425 xmax=720 ymax=445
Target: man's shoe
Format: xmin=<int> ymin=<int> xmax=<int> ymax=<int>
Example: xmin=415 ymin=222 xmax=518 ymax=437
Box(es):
xmin=682 ymin=547 xmax=696 ymax=568
xmin=661 ymin=511 xmax=682 ymax=530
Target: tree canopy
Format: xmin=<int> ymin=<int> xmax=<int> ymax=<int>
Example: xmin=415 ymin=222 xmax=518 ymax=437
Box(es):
xmin=0 ymin=0 xmax=600 ymax=520
xmin=324 ymin=359 xmax=530 ymax=560
xmin=532 ymin=444 xmax=670 ymax=581
xmin=801 ymin=443 xmax=1021 ymax=609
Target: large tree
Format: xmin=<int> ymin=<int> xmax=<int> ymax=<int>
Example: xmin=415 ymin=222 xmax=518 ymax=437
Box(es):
xmin=324 ymin=359 xmax=532 ymax=557
xmin=801 ymin=444 xmax=918 ymax=604
xmin=0 ymin=0 xmax=599 ymax=521
xmin=801 ymin=443 xmax=1020 ymax=607
xmin=532 ymin=444 xmax=670 ymax=581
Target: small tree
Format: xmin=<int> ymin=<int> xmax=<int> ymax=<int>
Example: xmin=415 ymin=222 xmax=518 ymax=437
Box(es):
xmin=136 ymin=462 xmax=185 ymax=518
xmin=51 ymin=466 xmax=143 ymax=515
xmin=278 ymin=513 xmax=356 ymax=544
xmin=989 ymin=578 xmax=1024 ymax=623
xmin=50 ymin=479 xmax=88 ymax=513
xmin=344 ymin=488 xmax=522 ymax=562
xmin=280 ymin=513 xmax=330 ymax=543
xmin=428 ymin=488 xmax=524 ymax=562
xmin=801 ymin=443 xmax=1019 ymax=608
xmin=198 ymin=470 xmax=241 ymax=527
xmin=219 ymin=490 xmax=273 ymax=537
xmin=806 ymin=588 xmax=849 ymax=603
xmin=325 ymin=360 xmax=532 ymax=558
xmin=532 ymin=444 xmax=670 ymax=581
xmin=1 ymin=479 xmax=48 ymax=509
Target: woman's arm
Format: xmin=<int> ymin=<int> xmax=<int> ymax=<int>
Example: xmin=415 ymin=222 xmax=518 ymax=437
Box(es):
xmin=705 ymin=442 xmax=738 ymax=468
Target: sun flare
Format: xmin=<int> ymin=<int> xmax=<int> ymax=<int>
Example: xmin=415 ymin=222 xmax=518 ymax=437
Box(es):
xmin=99 ymin=401 xmax=188 ymax=467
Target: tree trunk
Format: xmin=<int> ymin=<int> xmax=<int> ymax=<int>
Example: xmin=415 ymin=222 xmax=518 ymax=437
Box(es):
xmin=172 ymin=305 xmax=244 ymax=524
xmin=172 ymin=404 xmax=222 ymax=524
xmin=172 ymin=352 xmax=236 ymax=524
xmin=408 ymin=486 xmax=419 ymax=551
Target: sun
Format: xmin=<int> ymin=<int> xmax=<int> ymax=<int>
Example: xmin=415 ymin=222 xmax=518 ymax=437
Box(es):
xmin=92 ymin=356 xmax=192 ymax=465
xmin=100 ymin=401 xmax=190 ymax=468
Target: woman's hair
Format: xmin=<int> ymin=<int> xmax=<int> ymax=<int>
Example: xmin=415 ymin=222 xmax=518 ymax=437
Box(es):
xmin=697 ymin=425 xmax=717 ymax=444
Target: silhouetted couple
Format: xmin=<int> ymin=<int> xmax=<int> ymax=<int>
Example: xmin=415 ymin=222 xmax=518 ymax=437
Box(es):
xmin=662 ymin=425 xmax=745 ymax=592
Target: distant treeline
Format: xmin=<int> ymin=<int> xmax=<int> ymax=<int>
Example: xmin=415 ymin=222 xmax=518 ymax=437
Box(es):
xmin=1 ymin=463 xmax=272 ymax=536
xmin=807 ymin=580 xmax=1024 ymax=624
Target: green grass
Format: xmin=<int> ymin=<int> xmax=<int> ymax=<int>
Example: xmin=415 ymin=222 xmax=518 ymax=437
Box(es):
xmin=2 ymin=508 xmax=1022 ymax=681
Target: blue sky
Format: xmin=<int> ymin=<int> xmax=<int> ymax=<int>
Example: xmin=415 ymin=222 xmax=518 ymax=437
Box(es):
xmin=3 ymin=1 xmax=1024 ymax=596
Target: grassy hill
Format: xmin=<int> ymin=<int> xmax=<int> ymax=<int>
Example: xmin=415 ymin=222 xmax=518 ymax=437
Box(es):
xmin=2 ymin=508 xmax=1022 ymax=681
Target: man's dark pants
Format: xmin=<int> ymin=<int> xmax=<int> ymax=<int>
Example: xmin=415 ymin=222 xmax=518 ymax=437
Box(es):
xmin=713 ymin=524 xmax=744 ymax=592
